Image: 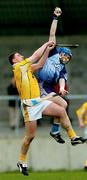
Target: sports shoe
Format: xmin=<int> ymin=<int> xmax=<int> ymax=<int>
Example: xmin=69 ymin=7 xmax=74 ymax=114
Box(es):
xmin=17 ymin=162 xmax=28 ymax=176
xmin=71 ymin=136 xmax=87 ymax=146
xmin=50 ymin=132 xmax=65 ymax=144
xmin=84 ymin=160 xmax=87 ymax=170
xmin=84 ymin=165 xmax=87 ymax=170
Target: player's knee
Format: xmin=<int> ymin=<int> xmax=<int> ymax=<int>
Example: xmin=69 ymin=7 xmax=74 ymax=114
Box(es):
xmin=63 ymin=101 xmax=68 ymax=109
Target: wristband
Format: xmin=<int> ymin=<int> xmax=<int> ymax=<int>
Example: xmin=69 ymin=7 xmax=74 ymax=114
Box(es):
xmin=53 ymin=14 xmax=58 ymax=20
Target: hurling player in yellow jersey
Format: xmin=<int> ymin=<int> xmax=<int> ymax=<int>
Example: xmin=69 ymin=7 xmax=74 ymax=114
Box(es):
xmin=9 ymin=41 xmax=87 ymax=176
xmin=76 ymin=102 xmax=87 ymax=169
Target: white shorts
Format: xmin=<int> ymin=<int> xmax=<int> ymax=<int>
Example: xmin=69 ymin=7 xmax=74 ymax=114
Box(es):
xmin=21 ymin=99 xmax=52 ymax=122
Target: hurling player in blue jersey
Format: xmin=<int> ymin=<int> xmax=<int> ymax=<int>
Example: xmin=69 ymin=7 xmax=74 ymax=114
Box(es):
xmin=37 ymin=7 xmax=72 ymax=144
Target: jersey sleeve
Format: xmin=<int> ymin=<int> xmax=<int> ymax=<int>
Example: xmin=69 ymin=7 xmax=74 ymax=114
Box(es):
xmin=37 ymin=58 xmax=56 ymax=81
xmin=55 ymin=66 xmax=67 ymax=83
xmin=48 ymin=47 xmax=58 ymax=57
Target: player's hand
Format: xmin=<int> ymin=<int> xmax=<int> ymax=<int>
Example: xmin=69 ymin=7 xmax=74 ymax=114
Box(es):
xmin=54 ymin=7 xmax=62 ymax=17
xmin=47 ymin=41 xmax=55 ymax=50
xmin=47 ymin=41 xmax=55 ymax=47
xmin=59 ymin=87 xmax=68 ymax=97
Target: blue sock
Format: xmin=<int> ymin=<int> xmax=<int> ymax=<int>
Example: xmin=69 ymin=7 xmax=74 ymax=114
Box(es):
xmin=51 ymin=123 xmax=60 ymax=134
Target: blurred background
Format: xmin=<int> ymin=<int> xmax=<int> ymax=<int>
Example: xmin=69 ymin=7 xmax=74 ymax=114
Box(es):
xmin=0 ymin=0 xmax=87 ymax=173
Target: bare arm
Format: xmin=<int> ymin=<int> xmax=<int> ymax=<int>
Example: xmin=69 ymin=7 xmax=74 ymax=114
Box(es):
xmin=59 ymin=78 xmax=68 ymax=97
xmin=49 ymin=7 xmax=62 ymax=44
xmin=31 ymin=42 xmax=55 ymax=72
xmin=28 ymin=41 xmax=54 ymax=63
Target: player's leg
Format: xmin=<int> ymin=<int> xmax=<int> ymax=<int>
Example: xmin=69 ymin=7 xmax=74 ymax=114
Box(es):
xmin=49 ymin=94 xmax=67 ymax=108
xmin=43 ymin=102 xmax=87 ymax=145
xmin=50 ymin=117 xmax=65 ymax=143
xmin=17 ymin=120 xmax=37 ymax=176
xmin=20 ymin=121 xmax=37 ymax=159
xmin=17 ymin=103 xmax=37 ymax=176
xmin=49 ymin=95 xmax=67 ymax=143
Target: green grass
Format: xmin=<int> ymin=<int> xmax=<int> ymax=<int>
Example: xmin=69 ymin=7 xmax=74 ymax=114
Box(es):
xmin=0 ymin=170 xmax=87 ymax=180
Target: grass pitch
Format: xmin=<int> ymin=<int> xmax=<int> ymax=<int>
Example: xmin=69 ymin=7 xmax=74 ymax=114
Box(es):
xmin=0 ymin=170 xmax=87 ymax=180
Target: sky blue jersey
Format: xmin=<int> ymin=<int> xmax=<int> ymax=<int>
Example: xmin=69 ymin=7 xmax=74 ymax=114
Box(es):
xmin=37 ymin=47 xmax=67 ymax=83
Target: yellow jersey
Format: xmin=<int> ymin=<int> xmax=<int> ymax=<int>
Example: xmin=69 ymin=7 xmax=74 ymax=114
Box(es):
xmin=13 ymin=58 xmax=40 ymax=100
xmin=76 ymin=102 xmax=87 ymax=125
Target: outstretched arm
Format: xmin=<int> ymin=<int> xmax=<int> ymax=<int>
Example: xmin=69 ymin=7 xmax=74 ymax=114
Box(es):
xmin=31 ymin=41 xmax=55 ymax=72
xmin=28 ymin=41 xmax=54 ymax=63
xmin=58 ymin=78 xmax=68 ymax=97
xmin=49 ymin=7 xmax=62 ymax=45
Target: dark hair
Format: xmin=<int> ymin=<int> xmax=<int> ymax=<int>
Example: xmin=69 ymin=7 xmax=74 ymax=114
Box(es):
xmin=9 ymin=53 xmax=15 ymax=65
